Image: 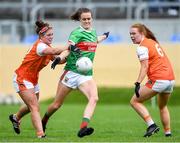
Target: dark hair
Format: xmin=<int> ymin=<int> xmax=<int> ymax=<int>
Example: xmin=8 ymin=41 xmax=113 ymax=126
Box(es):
xmin=35 ymin=20 xmax=51 ymax=35
xmin=70 ymin=8 xmax=92 ymax=21
xmin=131 ymin=23 xmax=158 ymax=42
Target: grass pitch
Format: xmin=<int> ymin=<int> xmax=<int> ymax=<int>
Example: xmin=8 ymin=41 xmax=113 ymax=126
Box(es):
xmin=0 ymin=87 xmax=180 ymax=142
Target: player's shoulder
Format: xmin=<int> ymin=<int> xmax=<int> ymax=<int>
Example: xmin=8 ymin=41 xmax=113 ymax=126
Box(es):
xmin=37 ymin=42 xmax=47 ymax=47
xmin=72 ymin=26 xmax=96 ymax=33
xmin=140 ymin=38 xmax=155 ymax=48
xmin=71 ymin=27 xmax=83 ymax=34
xmin=36 ymin=41 xmax=48 ymax=55
xmin=33 ymin=40 xmax=46 ymax=48
xmin=144 ymin=38 xmax=155 ymax=44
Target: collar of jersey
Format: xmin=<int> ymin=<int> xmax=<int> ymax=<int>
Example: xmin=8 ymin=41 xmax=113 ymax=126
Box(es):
xmin=79 ymin=26 xmax=93 ymax=33
xmin=139 ymin=36 xmax=145 ymax=46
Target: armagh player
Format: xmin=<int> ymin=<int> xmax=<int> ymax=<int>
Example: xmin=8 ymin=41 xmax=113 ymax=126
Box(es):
xmin=9 ymin=20 xmax=77 ymax=138
xmin=129 ymin=23 xmax=175 ymax=137
xmin=41 ymin=8 xmax=109 ymax=138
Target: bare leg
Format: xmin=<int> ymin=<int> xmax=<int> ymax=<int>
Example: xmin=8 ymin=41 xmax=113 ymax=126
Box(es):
xmin=16 ymin=93 xmax=39 ymax=120
xmin=130 ymin=85 xmax=160 ymax=137
xmin=42 ymin=82 xmax=71 ymax=132
xmin=130 ymin=85 xmax=157 ymax=122
xmin=45 ymin=82 xmax=71 ymax=117
xmin=15 ymin=105 xmax=30 ymax=121
xmin=158 ymin=93 xmax=171 ymax=135
xmin=19 ymin=89 xmax=44 ymax=137
xmin=77 ymin=79 xmax=98 ymax=138
xmin=78 ymin=79 xmax=98 ymax=120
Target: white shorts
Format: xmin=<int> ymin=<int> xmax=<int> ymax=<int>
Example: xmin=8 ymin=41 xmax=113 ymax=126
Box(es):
xmin=146 ymin=80 xmax=175 ymax=93
xmin=60 ymin=70 xmax=92 ymax=89
xmin=13 ymin=73 xmax=40 ymax=93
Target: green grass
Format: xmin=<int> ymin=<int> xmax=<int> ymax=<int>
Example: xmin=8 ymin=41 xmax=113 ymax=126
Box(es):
xmin=0 ymin=87 xmax=180 ymax=142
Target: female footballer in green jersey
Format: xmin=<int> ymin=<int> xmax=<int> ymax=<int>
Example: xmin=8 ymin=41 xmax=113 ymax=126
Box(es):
xmin=42 ymin=7 xmax=109 ymax=138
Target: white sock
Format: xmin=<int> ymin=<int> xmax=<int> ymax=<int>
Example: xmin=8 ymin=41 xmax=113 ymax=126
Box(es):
xmin=146 ymin=119 xmax=154 ymax=127
xmin=165 ymin=131 xmax=171 ymax=135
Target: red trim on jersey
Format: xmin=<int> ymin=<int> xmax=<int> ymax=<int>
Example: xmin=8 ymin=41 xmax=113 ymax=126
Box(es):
xmin=60 ymin=70 xmax=68 ymax=81
xmin=76 ymin=42 xmax=97 ymax=52
xmin=145 ymin=80 xmax=155 ymax=89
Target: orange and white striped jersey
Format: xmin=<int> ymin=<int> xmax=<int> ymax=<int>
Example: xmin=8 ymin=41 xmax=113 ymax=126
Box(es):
xmin=137 ymin=38 xmax=175 ymax=81
xmin=15 ymin=40 xmax=54 ymax=85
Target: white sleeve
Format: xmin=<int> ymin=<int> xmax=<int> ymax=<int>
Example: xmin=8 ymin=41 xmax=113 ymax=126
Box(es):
xmin=136 ymin=46 xmax=149 ymax=61
xmin=36 ymin=43 xmax=48 ymax=56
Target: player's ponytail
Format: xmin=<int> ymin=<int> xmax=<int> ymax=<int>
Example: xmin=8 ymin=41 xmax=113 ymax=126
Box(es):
xmin=70 ymin=7 xmax=92 ymax=21
xmin=143 ymin=24 xmax=158 ymax=43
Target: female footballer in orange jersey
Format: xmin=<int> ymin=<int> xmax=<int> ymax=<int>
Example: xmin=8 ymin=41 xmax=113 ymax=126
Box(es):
xmin=129 ymin=23 xmax=175 ymax=137
xmin=8 ymin=20 xmax=78 ymax=138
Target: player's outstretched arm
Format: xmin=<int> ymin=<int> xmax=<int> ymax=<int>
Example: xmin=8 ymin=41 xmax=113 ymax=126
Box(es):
xmin=51 ymin=44 xmax=81 ymax=69
xmin=42 ymin=45 xmax=69 ymax=55
xmin=97 ymin=32 xmax=110 ymax=43
xmin=51 ymin=50 xmax=70 ymax=69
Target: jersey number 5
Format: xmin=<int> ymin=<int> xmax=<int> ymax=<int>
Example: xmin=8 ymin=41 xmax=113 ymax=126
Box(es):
xmin=155 ymin=44 xmax=164 ymax=57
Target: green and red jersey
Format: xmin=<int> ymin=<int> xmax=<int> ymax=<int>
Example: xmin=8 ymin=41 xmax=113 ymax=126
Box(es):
xmin=64 ymin=26 xmax=98 ymax=75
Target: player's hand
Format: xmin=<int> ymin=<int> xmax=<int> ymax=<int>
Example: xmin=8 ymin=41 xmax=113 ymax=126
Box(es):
xmin=69 ymin=45 xmax=81 ymax=53
xmin=51 ymin=57 xmax=61 ymax=69
xmin=103 ymin=32 xmax=110 ymax=38
xmin=69 ymin=45 xmax=81 ymax=57
xmin=134 ymin=82 xmax=140 ymax=98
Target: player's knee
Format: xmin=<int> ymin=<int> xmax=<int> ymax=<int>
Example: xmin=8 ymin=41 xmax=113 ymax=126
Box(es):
xmin=130 ymin=98 xmax=136 ymax=107
xmin=89 ymin=96 xmax=99 ymax=104
xmin=159 ymin=105 xmax=168 ymax=112
xmin=95 ymin=96 xmax=99 ymax=103
xmin=29 ymin=105 xmax=40 ymax=113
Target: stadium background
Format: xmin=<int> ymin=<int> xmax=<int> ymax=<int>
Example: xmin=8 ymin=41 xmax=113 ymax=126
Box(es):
xmin=0 ymin=0 xmax=180 ymax=101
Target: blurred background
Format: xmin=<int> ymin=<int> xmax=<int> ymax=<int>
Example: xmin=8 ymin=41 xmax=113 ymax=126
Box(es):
xmin=0 ymin=0 xmax=180 ymax=103
xmin=1 ymin=0 xmax=180 ymax=43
